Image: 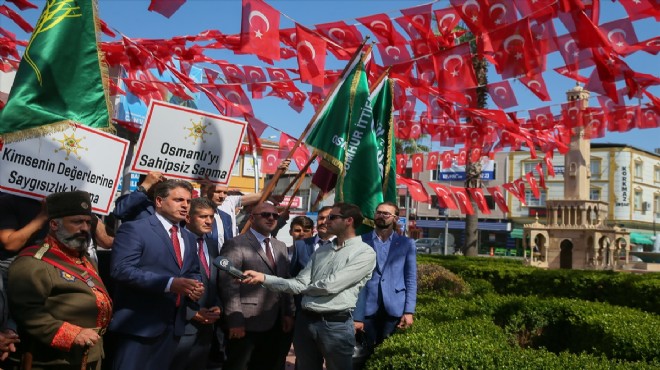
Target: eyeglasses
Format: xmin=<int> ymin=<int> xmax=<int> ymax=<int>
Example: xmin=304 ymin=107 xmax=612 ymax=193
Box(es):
xmin=375 ymin=211 xmax=395 ymax=218
xmin=254 ymin=212 xmax=278 ymax=219
xmin=328 ymin=214 xmax=347 ymax=221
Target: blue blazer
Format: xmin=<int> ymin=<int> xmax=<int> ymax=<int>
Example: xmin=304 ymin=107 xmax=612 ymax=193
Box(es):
xmin=109 ymin=214 xmax=202 ymax=338
xmin=209 ymin=209 xmax=234 ymax=249
xmin=290 ymin=237 xmax=317 ymax=277
xmin=354 ymin=232 xmax=417 ymax=321
xmin=112 ymin=191 xmax=154 ymax=222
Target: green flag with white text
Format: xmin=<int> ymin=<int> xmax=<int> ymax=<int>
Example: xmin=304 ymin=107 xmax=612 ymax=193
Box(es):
xmin=371 ymin=77 xmax=397 ymax=204
xmin=0 ymin=0 xmax=112 ymax=142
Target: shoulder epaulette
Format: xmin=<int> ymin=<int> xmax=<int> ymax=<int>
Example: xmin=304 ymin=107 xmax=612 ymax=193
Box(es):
xmin=33 ymin=243 xmax=51 ymax=260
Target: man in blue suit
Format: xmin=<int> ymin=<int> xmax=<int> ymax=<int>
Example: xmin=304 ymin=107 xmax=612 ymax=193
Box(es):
xmin=110 ymin=179 xmax=204 ymax=370
xmin=290 ymin=206 xmax=334 ymax=278
xmin=354 ymin=201 xmax=417 ymax=347
xmin=205 ymin=184 xmax=234 ymax=252
xmin=172 ymin=197 xmax=222 ymax=370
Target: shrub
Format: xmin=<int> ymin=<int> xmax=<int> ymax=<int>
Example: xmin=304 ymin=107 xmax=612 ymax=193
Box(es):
xmin=417 ymin=263 xmax=470 ymax=296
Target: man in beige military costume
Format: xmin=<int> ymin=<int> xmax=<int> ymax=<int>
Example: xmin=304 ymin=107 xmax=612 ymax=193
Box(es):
xmin=8 ymin=191 xmax=112 ymax=369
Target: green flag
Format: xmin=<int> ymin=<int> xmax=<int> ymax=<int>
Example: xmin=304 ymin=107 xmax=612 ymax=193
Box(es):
xmin=0 ymin=0 xmax=112 ymax=142
xmin=370 ymin=77 xmax=397 ymax=204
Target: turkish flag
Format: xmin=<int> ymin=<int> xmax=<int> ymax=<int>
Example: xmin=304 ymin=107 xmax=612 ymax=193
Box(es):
xmin=525 ymin=172 xmax=540 ymax=199
xmin=261 ymin=148 xmax=280 ymax=174
xmin=279 ymin=132 xmax=311 ymax=173
xmin=468 ymin=188 xmax=491 ymax=215
xmin=217 ymin=84 xmax=253 ymax=117
xmin=356 ymin=13 xmax=406 ymax=46
xmin=488 ymin=18 xmax=540 ymax=79
xmin=376 ymin=43 xmax=413 ymax=68
xmin=217 ymin=62 xmax=246 ymax=84
xmin=555 ymin=33 xmax=594 ymax=72
xmin=426 ymin=152 xmax=439 ymax=170
xmin=544 ymin=151 xmax=555 ymax=177
xmin=434 ymin=7 xmax=460 ymax=37
xmin=240 ymin=0 xmax=281 ymax=60
xmin=449 ymin=0 xmax=488 ymax=35
xmin=396 ymin=154 xmax=408 ymax=174
xmin=639 ymin=105 xmax=660 ymax=129
xmin=450 ymin=187 xmax=474 ymax=215
xmin=397 ymin=176 xmax=430 ymax=203
xmin=411 ymin=153 xmax=424 ymax=173
xmin=487 ymin=81 xmax=518 ymax=109
xmin=400 ymin=3 xmax=433 ymax=39
xmin=600 ymin=18 xmax=639 ymax=56
xmin=503 ymin=181 xmax=526 ymax=205
xmin=519 ymin=74 xmax=550 ymax=102
xmin=315 ymin=21 xmax=362 ymax=60
xmin=637 ymin=36 xmax=660 ymax=55
xmin=561 ymin=100 xmax=582 ymax=129
xmin=266 ymin=68 xmax=297 ymax=92
xmin=433 ymin=43 xmax=478 ymax=92
xmin=122 ymin=77 xmax=160 ymax=102
xmin=534 ymin=163 xmax=546 ymax=189
xmin=243 ymin=65 xmax=268 ymax=98
xmin=583 ymin=109 xmax=607 ymax=139
xmin=456 ymin=147 xmax=467 ymax=166
xmin=618 ymin=0 xmax=659 ymax=21
xmin=295 ymin=24 xmax=326 ymax=88
xmin=441 ymin=150 xmax=453 ymax=169
xmin=529 ymin=106 xmax=554 ymax=130
xmin=487 ymin=186 xmax=510 ymax=213
xmin=148 ymin=0 xmax=186 ymax=18
xmin=427 ymin=182 xmax=458 ymax=210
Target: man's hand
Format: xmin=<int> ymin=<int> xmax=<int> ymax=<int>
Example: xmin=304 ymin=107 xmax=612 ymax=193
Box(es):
xmin=0 ymin=330 xmax=19 ymax=360
xmin=228 ymin=327 xmax=245 ymax=340
xmin=242 ymin=270 xmax=265 ymax=285
xmin=397 ymin=313 xmax=414 ymax=329
xmin=354 ymin=321 xmax=364 ymax=333
xmin=171 ymin=278 xmax=204 ymax=301
xmin=73 ymin=328 xmax=100 ymax=348
xmin=282 ymin=316 xmax=294 ymax=333
xmin=193 ymin=306 xmax=221 ymax=325
xmin=140 ymin=171 xmax=165 ymax=191
xmin=277 ymin=159 xmax=291 ymax=171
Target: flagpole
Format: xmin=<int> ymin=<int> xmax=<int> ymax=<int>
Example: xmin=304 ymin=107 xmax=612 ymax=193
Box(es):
xmin=240 ymin=38 xmax=371 ymax=234
xmin=283 ymin=172 xmax=308 ymax=213
xmin=369 ymin=67 xmax=391 ymax=94
xmin=280 ymin=154 xmax=317 ymax=196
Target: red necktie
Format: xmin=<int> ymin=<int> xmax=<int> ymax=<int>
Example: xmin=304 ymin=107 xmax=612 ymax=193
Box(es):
xmin=197 ymin=238 xmax=210 ymax=278
xmin=170 ymin=225 xmax=183 ymax=268
xmin=170 ymin=225 xmax=183 ymax=307
xmin=264 ymin=238 xmax=276 ymax=270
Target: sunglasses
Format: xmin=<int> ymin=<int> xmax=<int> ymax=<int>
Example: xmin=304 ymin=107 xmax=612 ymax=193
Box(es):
xmin=328 ymin=214 xmax=347 ymax=221
xmin=254 ymin=212 xmax=279 ymax=219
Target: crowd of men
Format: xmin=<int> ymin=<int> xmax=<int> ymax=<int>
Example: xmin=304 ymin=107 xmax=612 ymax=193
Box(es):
xmin=0 ymin=169 xmax=418 ymax=370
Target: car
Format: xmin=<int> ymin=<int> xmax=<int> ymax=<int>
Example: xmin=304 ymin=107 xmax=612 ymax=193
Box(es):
xmin=415 ymin=235 xmax=456 ymax=254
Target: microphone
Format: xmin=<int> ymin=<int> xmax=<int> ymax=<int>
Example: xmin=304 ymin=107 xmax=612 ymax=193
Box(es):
xmin=213 ymin=257 xmax=247 ymax=280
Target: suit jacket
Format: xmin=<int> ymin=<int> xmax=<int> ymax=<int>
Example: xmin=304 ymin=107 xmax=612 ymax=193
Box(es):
xmin=218 ymin=231 xmax=294 ymax=332
xmin=354 ymin=232 xmax=417 ymax=321
xmin=209 ymin=209 xmax=234 ymax=250
xmin=290 ymin=237 xmax=317 ymax=277
xmin=109 ymin=214 xmax=202 ymax=338
xmin=184 ymin=235 xmax=220 ymax=336
xmin=112 ymin=191 xmax=155 ymax=222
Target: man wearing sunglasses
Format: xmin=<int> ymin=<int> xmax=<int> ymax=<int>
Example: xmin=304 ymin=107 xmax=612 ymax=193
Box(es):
xmin=354 ymin=201 xmax=417 ymax=350
xmin=242 ymin=203 xmax=376 ymax=370
xmin=217 ymin=202 xmax=294 ymax=370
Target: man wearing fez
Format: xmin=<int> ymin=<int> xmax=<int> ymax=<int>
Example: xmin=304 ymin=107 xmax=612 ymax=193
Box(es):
xmin=8 ymin=191 xmax=112 ymax=369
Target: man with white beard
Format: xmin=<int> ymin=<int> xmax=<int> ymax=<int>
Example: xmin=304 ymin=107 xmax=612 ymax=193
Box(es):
xmin=8 ymin=191 xmax=112 ymax=369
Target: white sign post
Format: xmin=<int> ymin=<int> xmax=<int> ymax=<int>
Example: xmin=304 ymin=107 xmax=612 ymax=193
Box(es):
xmin=0 ymin=124 xmax=129 ymax=215
xmin=131 ymin=101 xmax=246 ymax=184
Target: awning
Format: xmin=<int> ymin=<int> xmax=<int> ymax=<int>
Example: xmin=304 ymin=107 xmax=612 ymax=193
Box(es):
xmin=510 ymin=229 xmax=524 ymax=239
xmin=416 ymin=220 xmax=510 ymax=231
xmin=630 ymin=232 xmax=654 ymax=245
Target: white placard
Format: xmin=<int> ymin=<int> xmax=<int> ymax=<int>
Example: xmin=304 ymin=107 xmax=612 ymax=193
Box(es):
xmin=0 ymin=124 xmax=129 ymax=215
xmin=242 ymin=155 xmax=263 ymax=178
xmin=131 ymin=101 xmax=246 ymax=184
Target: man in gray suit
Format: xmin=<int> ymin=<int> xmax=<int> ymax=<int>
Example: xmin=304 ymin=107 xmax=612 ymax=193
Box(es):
xmin=218 ymin=202 xmax=294 ymax=370
xmin=172 ymin=198 xmax=222 ymax=370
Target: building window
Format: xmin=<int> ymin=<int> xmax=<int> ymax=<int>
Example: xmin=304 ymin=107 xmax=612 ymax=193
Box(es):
xmin=655 ymin=165 xmax=660 ymax=183
xmin=523 ymin=161 xmax=540 ymax=176
xmin=634 ymin=189 xmax=643 ymax=210
xmin=524 ymin=190 xmax=547 ymax=207
xmin=655 ymin=194 xmax=660 ymax=217
xmin=590 ymin=188 xmax=601 ymax=201
xmin=590 ymin=159 xmax=602 ymax=180
xmin=634 ymin=159 xmax=643 ymax=180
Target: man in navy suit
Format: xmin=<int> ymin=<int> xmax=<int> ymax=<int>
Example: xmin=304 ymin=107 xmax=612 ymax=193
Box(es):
xmin=205 ymin=184 xmax=235 ymax=252
xmin=110 ymin=179 xmax=204 ymax=370
xmin=354 ymin=201 xmax=417 ymax=348
xmin=172 ymin=197 xmax=222 ymax=370
xmin=290 ymin=206 xmax=334 ymax=277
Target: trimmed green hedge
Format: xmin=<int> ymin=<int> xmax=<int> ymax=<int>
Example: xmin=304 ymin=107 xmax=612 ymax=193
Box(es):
xmin=364 ymin=260 xmax=660 ymax=369
xmin=420 ymin=255 xmax=660 ymax=314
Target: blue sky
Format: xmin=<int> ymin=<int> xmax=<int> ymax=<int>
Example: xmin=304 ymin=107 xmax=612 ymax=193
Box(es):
xmin=3 ymin=0 xmax=659 ymax=152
